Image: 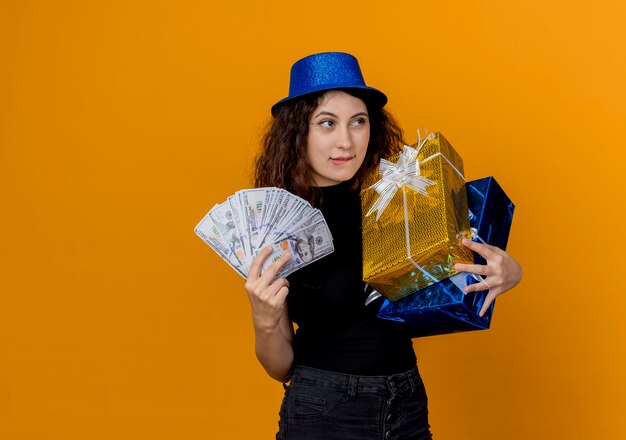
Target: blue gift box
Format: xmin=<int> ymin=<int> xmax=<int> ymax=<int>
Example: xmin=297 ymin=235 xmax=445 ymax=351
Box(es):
xmin=376 ymin=176 xmax=515 ymax=337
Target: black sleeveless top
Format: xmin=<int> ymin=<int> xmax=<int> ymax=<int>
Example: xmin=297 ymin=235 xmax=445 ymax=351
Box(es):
xmin=286 ymin=181 xmax=417 ymax=375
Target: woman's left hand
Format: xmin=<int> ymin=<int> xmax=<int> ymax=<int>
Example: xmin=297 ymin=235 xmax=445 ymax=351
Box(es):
xmin=453 ymin=238 xmax=523 ymax=317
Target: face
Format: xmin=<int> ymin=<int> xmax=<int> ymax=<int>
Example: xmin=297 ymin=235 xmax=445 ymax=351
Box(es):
xmin=306 ymin=91 xmax=370 ymax=187
xmin=296 ymin=239 xmax=313 ymax=263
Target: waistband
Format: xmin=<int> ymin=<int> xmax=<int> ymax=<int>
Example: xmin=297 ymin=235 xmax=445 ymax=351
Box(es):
xmin=288 ymin=365 xmax=422 ymax=396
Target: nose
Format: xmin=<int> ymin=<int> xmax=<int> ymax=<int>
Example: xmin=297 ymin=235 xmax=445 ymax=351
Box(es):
xmin=335 ymin=125 xmax=352 ymax=149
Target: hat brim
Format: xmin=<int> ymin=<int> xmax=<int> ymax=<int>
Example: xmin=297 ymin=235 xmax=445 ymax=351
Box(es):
xmin=271 ymin=85 xmax=387 ymax=116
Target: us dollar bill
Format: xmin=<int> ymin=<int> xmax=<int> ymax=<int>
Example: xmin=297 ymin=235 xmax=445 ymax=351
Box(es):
xmin=195 ymin=188 xmax=334 ymax=279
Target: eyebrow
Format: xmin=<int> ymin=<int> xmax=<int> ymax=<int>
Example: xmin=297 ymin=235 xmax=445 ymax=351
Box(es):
xmin=313 ymin=111 xmax=369 ymax=119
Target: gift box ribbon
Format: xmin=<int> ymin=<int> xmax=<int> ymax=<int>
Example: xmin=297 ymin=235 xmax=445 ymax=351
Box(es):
xmin=366 ymin=133 xmax=466 ymax=220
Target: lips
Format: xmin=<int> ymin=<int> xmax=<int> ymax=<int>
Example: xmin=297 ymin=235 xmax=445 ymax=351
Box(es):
xmin=330 ymin=155 xmax=355 ymax=164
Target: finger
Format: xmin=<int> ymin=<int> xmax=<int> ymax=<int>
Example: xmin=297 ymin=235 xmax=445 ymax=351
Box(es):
xmin=247 ymin=246 xmax=274 ymax=281
xmin=259 ymin=251 xmax=292 ymax=283
xmin=249 ymin=253 xmax=292 ymax=298
xmin=461 ymin=238 xmax=498 ymax=260
xmin=479 ymin=291 xmax=498 ymax=317
xmin=453 ymin=263 xmax=490 ymax=276
xmin=258 ymin=277 xmax=289 ymax=302
xmin=464 ymin=280 xmax=490 ymax=294
xmin=274 ymin=284 xmax=290 ymax=304
xmin=485 ymin=243 xmax=507 ymax=256
xmin=248 ymin=277 xmax=289 ymax=305
xmin=467 ymin=238 xmax=508 ymax=256
xmin=270 ymin=277 xmax=290 ymax=293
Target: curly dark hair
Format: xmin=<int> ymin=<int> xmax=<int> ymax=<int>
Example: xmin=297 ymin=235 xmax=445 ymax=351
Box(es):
xmin=254 ymin=89 xmax=405 ymax=205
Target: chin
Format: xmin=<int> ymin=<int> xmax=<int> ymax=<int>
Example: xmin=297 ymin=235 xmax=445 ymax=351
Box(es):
xmin=331 ymin=174 xmax=357 ymax=184
xmin=315 ymin=168 xmax=360 ymax=186
xmin=336 ymin=167 xmax=360 ymax=179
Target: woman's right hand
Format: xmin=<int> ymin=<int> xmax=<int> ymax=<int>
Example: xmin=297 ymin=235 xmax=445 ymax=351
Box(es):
xmin=244 ymin=247 xmax=292 ymax=333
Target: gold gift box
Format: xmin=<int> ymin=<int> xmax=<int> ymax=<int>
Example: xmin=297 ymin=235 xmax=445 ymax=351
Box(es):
xmin=361 ymin=132 xmax=474 ymax=301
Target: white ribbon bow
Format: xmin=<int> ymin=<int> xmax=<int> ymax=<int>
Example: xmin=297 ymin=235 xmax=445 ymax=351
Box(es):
xmin=366 ymin=144 xmax=436 ymax=221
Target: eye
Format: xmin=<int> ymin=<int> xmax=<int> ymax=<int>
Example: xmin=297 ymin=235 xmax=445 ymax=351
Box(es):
xmin=351 ymin=117 xmax=367 ymax=126
xmin=320 ymin=120 xmax=334 ymax=128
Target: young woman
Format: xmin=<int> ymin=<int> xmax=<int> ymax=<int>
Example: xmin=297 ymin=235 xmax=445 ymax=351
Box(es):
xmin=244 ymin=52 xmax=522 ymax=440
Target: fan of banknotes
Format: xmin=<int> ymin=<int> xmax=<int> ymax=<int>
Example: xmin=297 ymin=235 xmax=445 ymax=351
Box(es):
xmin=194 ymin=188 xmax=334 ymax=279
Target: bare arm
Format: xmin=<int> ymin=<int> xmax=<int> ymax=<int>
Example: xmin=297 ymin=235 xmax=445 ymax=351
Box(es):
xmin=245 ymin=247 xmax=295 ymax=382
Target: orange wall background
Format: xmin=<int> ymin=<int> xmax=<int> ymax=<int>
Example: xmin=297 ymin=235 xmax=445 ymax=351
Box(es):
xmin=1 ymin=1 xmax=624 ymax=439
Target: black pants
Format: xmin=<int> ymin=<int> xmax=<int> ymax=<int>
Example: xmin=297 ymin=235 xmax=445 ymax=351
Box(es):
xmin=277 ymin=365 xmax=433 ymax=440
